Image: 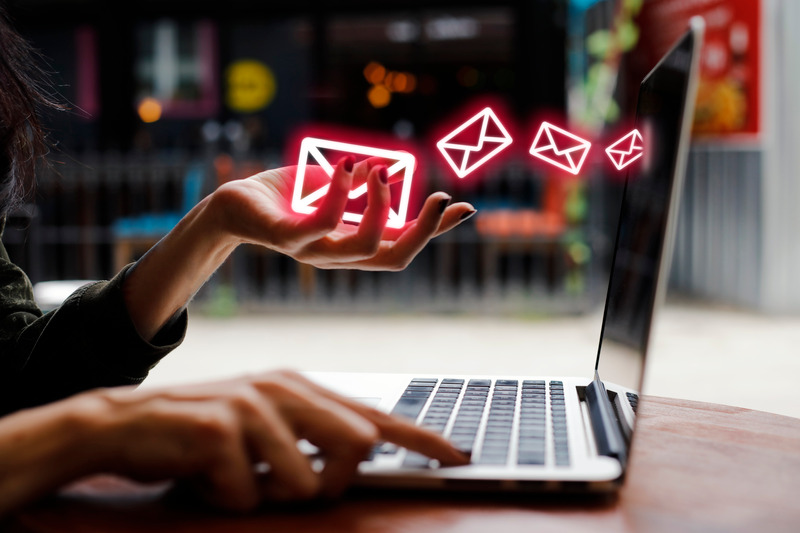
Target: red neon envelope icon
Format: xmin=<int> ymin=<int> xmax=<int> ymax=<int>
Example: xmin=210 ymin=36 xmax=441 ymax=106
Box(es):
xmin=529 ymin=122 xmax=592 ymax=175
xmin=291 ymin=137 xmax=416 ymax=229
xmin=436 ymin=107 xmax=513 ymax=178
xmin=605 ymin=129 xmax=643 ymax=170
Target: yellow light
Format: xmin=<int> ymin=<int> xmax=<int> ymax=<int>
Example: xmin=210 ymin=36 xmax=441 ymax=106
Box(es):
xmin=226 ymin=60 xmax=277 ymax=113
xmin=367 ymin=84 xmax=391 ymax=108
xmin=138 ymin=97 xmax=162 ymax=123
xmin=363 ymin=61 xmax=386 ymax=85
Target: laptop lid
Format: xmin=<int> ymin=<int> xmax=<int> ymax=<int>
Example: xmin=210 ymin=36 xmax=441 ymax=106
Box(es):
xmin=585 ymin=17 xmax=704 ymax=461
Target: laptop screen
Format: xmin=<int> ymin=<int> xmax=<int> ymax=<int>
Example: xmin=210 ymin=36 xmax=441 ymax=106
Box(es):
xmin=594 ymin=24 xmax=701 ymax=393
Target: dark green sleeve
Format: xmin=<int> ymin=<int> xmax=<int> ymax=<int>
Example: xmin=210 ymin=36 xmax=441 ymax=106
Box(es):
xmin=0 ymin=230 xmax=187 ymax=415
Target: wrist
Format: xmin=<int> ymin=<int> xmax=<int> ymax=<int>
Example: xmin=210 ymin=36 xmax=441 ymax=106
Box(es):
xmin=121 ymin=190 xmax=239 ymax=341
xmin=195 ymin=185 xmax=244 ymax=251
xmin=204 ymin=183 xmax=250 ymax=248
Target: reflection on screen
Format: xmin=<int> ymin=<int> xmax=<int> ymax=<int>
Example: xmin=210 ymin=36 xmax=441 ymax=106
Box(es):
xmin=595 ymin=30 xmax=696 ymax=393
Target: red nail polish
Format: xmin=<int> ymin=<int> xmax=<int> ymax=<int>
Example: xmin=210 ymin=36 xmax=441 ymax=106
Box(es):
xmin=379 ymin=166 xmax=388 ymax=184
xmin=344 ymin=156 xmax=355 ymax=173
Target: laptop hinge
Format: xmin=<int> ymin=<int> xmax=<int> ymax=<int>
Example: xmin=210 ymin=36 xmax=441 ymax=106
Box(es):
xmin=584 ymin=371 xmax=628 ymax=466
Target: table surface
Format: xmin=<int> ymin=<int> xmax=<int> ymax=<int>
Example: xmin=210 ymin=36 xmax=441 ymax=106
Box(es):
xmin=7 ymin=396 xmax=800 ymax=533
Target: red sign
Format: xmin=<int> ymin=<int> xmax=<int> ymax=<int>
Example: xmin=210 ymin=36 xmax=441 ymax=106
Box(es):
xmin=636 ymin=0 xmax=760 ymax=139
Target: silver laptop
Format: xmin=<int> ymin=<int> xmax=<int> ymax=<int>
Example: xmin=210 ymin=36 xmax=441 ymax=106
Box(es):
xmin=306 ymin=17 xmax=704 ymax=493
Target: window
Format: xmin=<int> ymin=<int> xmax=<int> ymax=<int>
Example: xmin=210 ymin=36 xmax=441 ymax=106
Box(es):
xmin=135 ymin=19 xmax=218 ymax=118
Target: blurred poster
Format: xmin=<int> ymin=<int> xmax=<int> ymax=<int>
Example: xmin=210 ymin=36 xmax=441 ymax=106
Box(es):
xmin=637 ymin=0 xmax=760 ymax=139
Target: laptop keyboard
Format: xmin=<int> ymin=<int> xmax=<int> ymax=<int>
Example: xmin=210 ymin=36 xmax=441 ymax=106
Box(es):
xmin=626 ymin=392 xmax=639 ymax=413
xmin=384 ymin=378 xmax=571 ymax=468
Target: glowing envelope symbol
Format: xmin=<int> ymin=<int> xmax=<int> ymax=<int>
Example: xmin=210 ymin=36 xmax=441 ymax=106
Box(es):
xmin=436 ymin=107 xmax=513 ymax=178
xmin=605 ymin=129 xmax=644 ymax=171
xmin=292 ymin=137 xmax=416 ymax=229
xmin=529 ymin=122 xmax=592 ymax=175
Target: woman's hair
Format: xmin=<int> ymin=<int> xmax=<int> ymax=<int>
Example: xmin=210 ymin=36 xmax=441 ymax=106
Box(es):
xmin=0 ymin=6 xmax=64 ymax=216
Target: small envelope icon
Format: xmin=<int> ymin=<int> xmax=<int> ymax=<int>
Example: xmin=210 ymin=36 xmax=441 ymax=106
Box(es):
xmin=529 ymin=122 xmax=592 ymax=175
xmin=436 ymin=107 xmax=513 ymax=178
xmin=291 ymin=137 xmax=415 ymax=229
xmin=605 ymin=129 xmax=643 ymax=170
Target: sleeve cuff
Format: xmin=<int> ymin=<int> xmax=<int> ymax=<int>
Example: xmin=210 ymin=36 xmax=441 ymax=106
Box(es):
xmin=75 ymin=264 xmax=188 ymax=381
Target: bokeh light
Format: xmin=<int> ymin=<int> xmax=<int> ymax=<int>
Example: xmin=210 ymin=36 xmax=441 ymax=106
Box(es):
xmin=368 ymin=84 xmax=392 ymax=108
xmin=363 ymin=61 xmax=387 ymax=85
xmin=137 ymin=97 xmax=162 ymax=123
xmin=363 ymin=61 xmax=418 ymax=107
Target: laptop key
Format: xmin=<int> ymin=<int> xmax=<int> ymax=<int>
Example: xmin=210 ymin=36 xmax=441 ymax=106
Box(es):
xmin=391 ymin=380 xmax=436 ymax=421
xmin=627 ymin=392 xmax=640 ymax=413
xmin=549 ymin=381 xmax=570 ymax=466
xmin=392 ymin=397 xmax=428 ymax=420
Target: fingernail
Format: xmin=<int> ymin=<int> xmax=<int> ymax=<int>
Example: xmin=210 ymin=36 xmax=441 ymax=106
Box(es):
xmin=378 ymin=166 xmax=388 ymax=184
xmin=344 ymin=156 xmax=355 ymax=173
xmin=438 ymin=197 xmax=451 ymax=214
xmin=459 ymin=209 xmax=477 ymax=221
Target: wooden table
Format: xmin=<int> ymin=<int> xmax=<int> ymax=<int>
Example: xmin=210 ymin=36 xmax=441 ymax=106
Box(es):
xmin=7 ymin=396 xmax=800 ymax=533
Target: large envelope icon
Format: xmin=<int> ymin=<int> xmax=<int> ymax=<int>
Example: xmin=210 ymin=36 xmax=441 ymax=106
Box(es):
xmin=291 ymin=137 xmax=416 ymax=229
xmin=436 ymin=107 xmax=513 ymax=178
xmin=529 ymin=122 xmax=592 ymax=175
xmin=605 ymin=129 xmax=643 ymax=170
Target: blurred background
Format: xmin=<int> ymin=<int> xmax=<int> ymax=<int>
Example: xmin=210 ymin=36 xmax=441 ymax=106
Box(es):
xmin=2 ymin=0 xmax=798 ymax=418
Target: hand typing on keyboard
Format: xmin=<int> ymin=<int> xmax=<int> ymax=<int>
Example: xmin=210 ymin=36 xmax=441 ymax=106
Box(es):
xmin=383 ymin=378 xmax=571 ymax=469
xmin=8 ymin=369 xmax=470 ymax=516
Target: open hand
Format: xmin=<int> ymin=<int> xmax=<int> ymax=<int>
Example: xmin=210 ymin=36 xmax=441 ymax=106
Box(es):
xmin=210 ymin=157 xmax=475 ymax=270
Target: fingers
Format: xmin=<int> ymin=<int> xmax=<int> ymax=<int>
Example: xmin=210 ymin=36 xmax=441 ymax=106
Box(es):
xmin=241 ymin=398 xmax=320 ymax=501
xmin=379 ymin=201 xmax=476 ymax=241
xmin=250 ymin=374 xmax=381 ymax=499
xmin=289 ymin=397 xmax=379 ymax=499
xmin=295 ymin=164 xmax=391 ymax=263
xmin=251 ymin=371 xmax=467 ymax=499
xmin=294 ymin=156 xmax=354 ymax=241
xmin=184 ymin=404 xmax=263 ymax=512
xmin=356 ymin=165 xmax=391 ymax=246
xmin=282 ymin=372 xmax=469 ymax=467
xmin=434 ymin=203 xmax=477 ymax=238
xmin=348 ymin=192 xmax=452 ymax=271
xmin=350 ymin=157 xmax=404 ymax=191
xmin=151 ymin=370 xmax=469 ymax=510
xmin=314 ymin=197 xmax=476 ymax=271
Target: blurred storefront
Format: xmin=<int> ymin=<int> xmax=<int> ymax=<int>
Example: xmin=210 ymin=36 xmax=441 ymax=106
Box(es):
xmin=632 ymin=0 xmax=800 ymax=313
xmin=3 ymin=0 xmax=592 ymax=315
xmin=5 ymin=0 xmax=797 ymax=313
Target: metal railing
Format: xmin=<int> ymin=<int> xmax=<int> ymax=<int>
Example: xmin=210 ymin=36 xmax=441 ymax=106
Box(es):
xmin=2 ymin=152 xmax=606 ymax=315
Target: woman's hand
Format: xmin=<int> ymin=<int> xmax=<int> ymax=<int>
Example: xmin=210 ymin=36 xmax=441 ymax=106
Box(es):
xmin=72 ymin=370 xmax=468 ymax=511
xmin=210 ymin=157 xmax=476 ymax=270
xmin=123 ymin=157 xmax=474 ymax=340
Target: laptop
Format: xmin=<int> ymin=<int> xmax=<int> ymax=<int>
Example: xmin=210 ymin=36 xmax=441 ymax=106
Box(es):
xmin=305 ymin=17 xmax=704 ymax=493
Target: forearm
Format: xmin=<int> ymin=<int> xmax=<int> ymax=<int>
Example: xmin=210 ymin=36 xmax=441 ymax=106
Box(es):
xmin=0 ymin=397 xmax=100 ymax=516
xmin=122 ymin=191 xmax=239 ymax=341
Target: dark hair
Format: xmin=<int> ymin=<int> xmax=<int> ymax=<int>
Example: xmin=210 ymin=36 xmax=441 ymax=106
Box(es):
xmin=0 ymin=6 xmax=65 ymax=216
